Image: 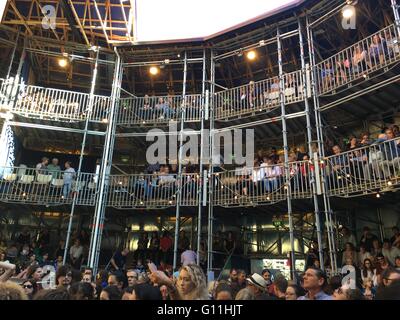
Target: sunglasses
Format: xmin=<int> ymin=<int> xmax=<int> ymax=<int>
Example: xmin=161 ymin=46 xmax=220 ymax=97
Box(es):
xmin=22 ymin=284 xmax=33 ymax=289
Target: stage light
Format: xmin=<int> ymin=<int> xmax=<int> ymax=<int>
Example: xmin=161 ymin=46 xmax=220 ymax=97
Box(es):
xmin=376 ymin=193 xmax=381 ymax=199
xmin=149 ymin=66 xmax=159 ymax=75
xmin=342 ymin=5 xmax=355 ymax=19
xmin=58 ymin=58 xmax=68 ymax=68
xmin=388 ymin=181 xmax=393 ymax=186
xmin=246 ymin=50 xmax=257 ymax=61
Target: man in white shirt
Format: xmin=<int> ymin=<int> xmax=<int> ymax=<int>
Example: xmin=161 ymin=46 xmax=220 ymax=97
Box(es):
xmin=382 ymin=239 xmax=400 ymax=266
xmin=63 ymin=161 xmax=76 ymax=199
xmin=70 ymin=239 xmax=83 ymax=269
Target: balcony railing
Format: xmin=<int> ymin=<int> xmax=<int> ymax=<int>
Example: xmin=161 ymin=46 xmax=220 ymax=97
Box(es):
xmin=324 ymin=137 xmax=400 ymax=197
xmin=213 ymin=160 xmax=313 ymax=207
xmin=316 ymin=23 xmax=400 ymax=95
xmin=0 ymin=138 xmax=399 ymax=207
xmin=0 ymin=166 xmax=97 ymax=206
xmin=213 ymin=70 xmax=305 ymax=121
xmin=0 ymin=82 xmax=111 ymax=123
xmin=106 ymin=173 xmax=200 ymax=208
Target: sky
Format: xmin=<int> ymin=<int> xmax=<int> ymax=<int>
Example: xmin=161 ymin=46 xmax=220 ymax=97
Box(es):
xmin=134 ymin=0 xmax=301 ymax=43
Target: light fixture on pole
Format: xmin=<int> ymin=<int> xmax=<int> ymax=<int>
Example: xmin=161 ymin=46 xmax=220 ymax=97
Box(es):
xmin=246 ymin=50 xmax=257 ymax=61
xmin=342 ymin=4 xmax=356 ymax=19
xmin=58 ymin=58 xmax=68 ymax=68
xmin=149 ymin=66 xmax=159 ymax=75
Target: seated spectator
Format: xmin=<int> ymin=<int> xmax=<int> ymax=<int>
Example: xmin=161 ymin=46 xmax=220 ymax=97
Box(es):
xmin=358 ymin=245 xmax=373 ymax=268
xmin=361 ymin=258 xmax=377 ymax=287
xmin=339 ymin=226 xmax=357 ymax=252
xmin=371 ymin=239 xmax=382 ymax=257
xmin=342 ymin=242 xmax=358 ymax=267
xmin=359 ymin=227 xmax=379 ymax=252
xmin=382 ymin=239 xmax=400 ymax=266
xmin=390 ymin=226 xmax=400 ymax=248
xmin=361 ymin=277 xmax=376 ymax=300
xmin=381 ymin=268 xmax=400 ymax=287
xmin=375 ymin=254 xmax=391 ymax=285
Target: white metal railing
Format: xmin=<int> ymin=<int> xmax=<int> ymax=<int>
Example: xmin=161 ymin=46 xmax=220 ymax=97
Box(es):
xmin=0 ymin=166 xmax=97 ymax=206
xmin=213 ymin=160 xmax=313 ymax=207
xmin=118 ymin=94 xmax=203 ymax=126
xmin=324 ymin=137 xmax=400 ymax=197
xmin=106 ymin=173 xmax=200 ymax=208
xmin=316 ymin=24 xmax=400 ymax=95
xmin=3 ymin=83 xmax=110 ymax=122
xmin=214 ymin=70 xmax=304 ymax=120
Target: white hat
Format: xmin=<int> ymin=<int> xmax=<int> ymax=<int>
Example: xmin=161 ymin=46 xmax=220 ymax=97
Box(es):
xmin=246 ymin=273 xmax=267 ymax=290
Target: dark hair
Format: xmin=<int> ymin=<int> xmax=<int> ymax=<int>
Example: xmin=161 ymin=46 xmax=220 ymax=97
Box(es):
xmin=34 ymin=288 xmax=70 ymax=300
xmin=26 ymin=265 xmax=42 ymax=279
xmin=132 ymin=283 xmax=162 ymax=300
xmin=383 ymin=239 xmax=391 ymax=245
xmin=375 ymin=280 xmax=400 ymax=300
xmin=123 ymin=286 xmax=135 ymax=294
xmin=69 ymin=282 xmax=94 ymax=300
xmin=307 ymin=267 xmax=328 ymax=287
xmin=109 ymin=271 xmax=126 ymax=287
xmin=56 ymin=266 xmax=71 ymax=285
xmin=326 ymin=275 xmax=343 ymax=295
xmin=345 ymin=289 xmax=365 ymax=300
xmin=261 ymin=269 xmax=271 ymax=276
xmin=229 ymin=268 xmax=237 ymax=274
xmin=215 ymin=282 xmax=233 ymax=299
xmin=101 ymin=285 xmax=122 ymax=300
xmin=381 ymin=267 xmax=400 ymax=282
xmin=287 ymin=284 xmax=306 ymax=298
xmin=274 ymin=275 xmax=288 ymax=294
xmin=22 ymin=279 xmax=38 ymax=297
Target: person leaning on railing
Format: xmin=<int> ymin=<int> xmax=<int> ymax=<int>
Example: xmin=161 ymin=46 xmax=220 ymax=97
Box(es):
xmin=380 ymin=128 xmax=400 ymax=177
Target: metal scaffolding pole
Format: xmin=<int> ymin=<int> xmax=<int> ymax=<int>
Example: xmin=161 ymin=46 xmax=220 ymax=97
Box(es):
xmin=173 ymin=51 xmax=188 ymax=271
xmin=298 ymin=20 xmax=324 ymax=269
xmin=197 ymin=49 xmax=207 ymax=265
xmin=63 ymin=49 xmax=99 ymax=265
xmin=306 ymin=17 xmax=338 ymax=274
xmin=207 ymin=50 xmax=215 ymax=278
xmin=392 ymin=0 xmax=400 ymax=37
xmin=277 ymin=29 xmax=296 ymax=280
xmin=6 ymin=31 xmax=20 ymax=79
xmin=88 ymin=50 xmax=122 ymax=275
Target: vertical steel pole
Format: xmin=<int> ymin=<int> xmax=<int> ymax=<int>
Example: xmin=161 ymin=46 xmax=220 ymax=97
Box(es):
xmin=306 ymin=17 xmax=337 ymax=274
xmin=277 ymin=29 xmax=296 ymax=280
xmin=6 ymin=31 xmax=20 ymax=79
xmin=392 ymin=0 xmax=400 ymax=37
xmin=207 ymin=50 xmax=215 ymax=278
xmin=298 ymin=19 xmax=324 ymax=270
xmin=173 ymin=52 xmax=188 ymax=271
xmin=88 ymin=50 xmax=121 ymax=275
xmin=197 ymin=49 xmax=207 ymax=265
xmin=63 ymin=49 xmax=99 ymax=265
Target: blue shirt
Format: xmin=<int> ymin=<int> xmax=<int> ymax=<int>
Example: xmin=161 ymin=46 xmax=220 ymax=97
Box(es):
xmin=297 ymin=291 xmax=332 ymax=300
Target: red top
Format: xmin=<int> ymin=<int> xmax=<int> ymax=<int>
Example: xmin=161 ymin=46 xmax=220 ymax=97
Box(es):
xmin=160 ymin=236 xmax=173 ymax=252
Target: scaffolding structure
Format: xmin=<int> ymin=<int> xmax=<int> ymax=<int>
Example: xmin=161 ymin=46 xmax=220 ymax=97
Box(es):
xmin=0 ymin=0 xmax=400 ymax=278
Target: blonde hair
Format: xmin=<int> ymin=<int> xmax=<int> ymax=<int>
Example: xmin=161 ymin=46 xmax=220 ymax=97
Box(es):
xmin=177 ymin=264 xmax=208 ymax=300
xmin=235 ymin=288 xmax=255 ymax=300
xmin=0 ymin=281 xmax=28 ymax=300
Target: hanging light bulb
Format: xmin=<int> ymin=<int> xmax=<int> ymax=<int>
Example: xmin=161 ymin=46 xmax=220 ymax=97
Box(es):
xmin=58 ymin=58 xmax=68 ymax=68
xmin=246 ymin=50 xmax=257 ymax=61
xmin=149 ymin=66 xmax=159 ymax=75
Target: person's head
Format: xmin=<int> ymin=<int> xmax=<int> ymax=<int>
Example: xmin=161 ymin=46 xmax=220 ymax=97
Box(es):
xmin=126 ymin=269 xmax=139 ymax=287
xmin=261 ymin=269 xmax=271 ymax=284
xmin=363 ymin=258 xmax=373 ymax=270
xmin=82 ymin=273 xmax=92 ymax=283
xmin=363 ymin=226 xmax=371 ymax=236
xmin=382 ymin=268 xmax=400 ymax=287
xmin=65 ymin=161 xmax=71 ymax=169
xmin=376 ymin=254 xmax=388 ymax=266
xmin=332 ymin=145 xmax=341 ymax=155
xmin=69 ymin=282 xmax=94 ymax=300
xmin=21 ymin=279 xmax=37 ymax=298
xmin=160 ymin=285 xmax=169 ymax=300
xmin=176 ymin=264 xmax=208 ymax=300
xmin=33 ymin=287 xmax=70 ymax=300
xmin=349 ymin=136 xmax=357 ymax=146
xmin=27 ymin=265 xmax=43 ymax=281
xmin=121 ymin=286 xmax=134 ymax=300
xmin=100 ymin=285 xmax=122 ymax=300
xmin=42 ymin=252 xmax=49 ymax=262
xmin=51 ymin=158 xmax=59 ymax=165
xmin=345 ymin=257 xmax=354 ymax=266
xmin=56 ymin=266 xmax=72 ymax=287
xmin=372 ymin=239 xmax=381 ymax=249
xmin=392 ymin=226 xmax=400 ymax=235
xmin=333 ymin=286 xmax=365 ymax=300
xmin=0 ymin=282 xmax=28 ymax=300
xmin=362 ymin=277 xmax=374 ymax=290
xmin=214 ymin=282 xmax=233 ymax=300
xmin=345 ymin=242 xmax=354 ymax=251
xmin=285 ymin=284 xmax=305 ymax=300
xmin=237 ymin=269 xmax=246 ymax=285
xmin=395 ymin=256 xmax=400 ymax=268
xmin=41 ymin=157 xmax=49 ymax=165
xmin=383 ymin=239 xmax=392 ymax=250
xmin=375 ymin=280 xmax=400 ymax=300
xmin=235 ymin=288 xmax=255 ymax=300
xmin=131 ymin=283 xmax=162 ymax=300
xmin=108 ymin=272 xmax=125 ymax=290
xmin=229 ymin=268 xmax=238 ymax=282
xmin=359 ymin=244 xmax=367 ymax=254
xmin=246 ymin=273 xmax=267 ymax=296
xmin=73 ymin=239 xmax=80 ymax=247
xmin=313 ymin=258 xmax=321 ymax=268
xmin=385 ymin=129 xmax=395 ymax=140
xmin=274 ymin=275 xmax=288 ymax=297
xmin=302 ymin=267 xmax=328 ymax=293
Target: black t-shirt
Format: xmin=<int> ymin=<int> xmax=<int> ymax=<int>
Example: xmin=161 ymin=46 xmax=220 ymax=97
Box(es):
xmin=113 ymin=251 xmax=126 ymax=269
